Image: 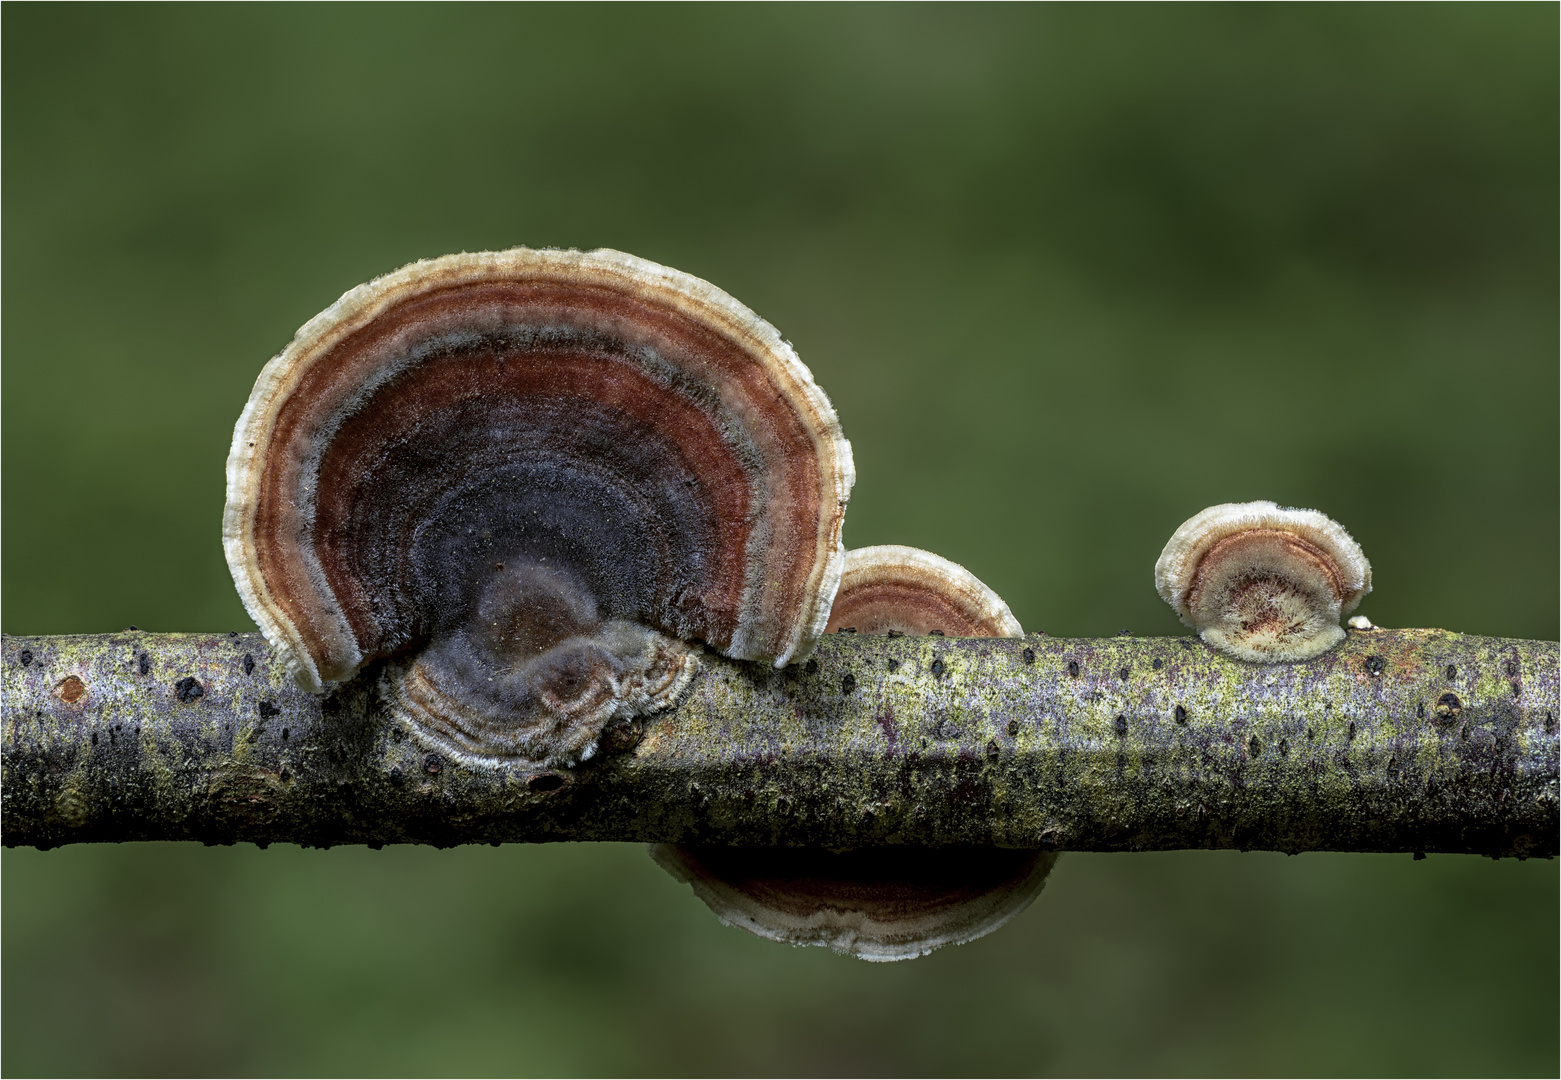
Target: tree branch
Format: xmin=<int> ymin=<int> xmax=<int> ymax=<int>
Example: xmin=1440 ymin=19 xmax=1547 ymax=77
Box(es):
xmin=3 ymin=629 xmax=1555 ymax=857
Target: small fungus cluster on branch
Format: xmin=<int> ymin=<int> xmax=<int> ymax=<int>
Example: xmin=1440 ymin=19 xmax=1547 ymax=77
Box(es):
xmin=224 ymin=249 xmax=1382 ymax=960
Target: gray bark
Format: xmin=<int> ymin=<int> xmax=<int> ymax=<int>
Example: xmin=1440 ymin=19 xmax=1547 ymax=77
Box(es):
xmin=2 ymin=629 xmax=1555 ymax=857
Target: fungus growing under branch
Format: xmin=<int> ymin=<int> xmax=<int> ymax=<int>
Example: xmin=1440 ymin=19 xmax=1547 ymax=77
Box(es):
xmin=1154 ymin=501 xmax=1371 ymax=663
xmin=654 ymin=545 xmax=1054 ymax=961
xmin=225 ymin=248 xmax=853 ymax=767
xmin=651 ymin=843 xmax=1054 ymax=963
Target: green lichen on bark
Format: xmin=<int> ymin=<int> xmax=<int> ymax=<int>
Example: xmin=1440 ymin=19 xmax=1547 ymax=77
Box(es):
xmin=2 ymin=628 xmax=1555 ymax=856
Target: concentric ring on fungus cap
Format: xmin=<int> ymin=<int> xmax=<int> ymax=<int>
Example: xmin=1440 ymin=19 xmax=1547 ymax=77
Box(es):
xmin=653 ymin=545 xmax=1054 ymax=961
xmin=224 ymin=248 xmax=853 ymax=767
xmin=1155 ymin=501 xmax=1371 ymax=663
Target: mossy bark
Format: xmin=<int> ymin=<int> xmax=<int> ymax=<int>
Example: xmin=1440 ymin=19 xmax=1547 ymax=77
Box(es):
xmin=3 ymin=629 xmax=1555 ymax=856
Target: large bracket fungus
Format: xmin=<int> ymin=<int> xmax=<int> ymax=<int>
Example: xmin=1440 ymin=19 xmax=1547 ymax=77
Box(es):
xmin=654 ymin=545 xmax=1055 ymax=961
xmin=225 ymin=248 xmax=853 ymax=767
xmin=1155 ymin=501 xmax=1372 ymax=663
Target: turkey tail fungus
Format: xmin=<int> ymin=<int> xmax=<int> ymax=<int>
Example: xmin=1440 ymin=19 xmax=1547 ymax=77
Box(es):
xmin=1155 ymin=501 xmax=1371 ymax=663
xmin=224 ymin=248 xmax=853 ymax=768
xmin=653 ymin=545 xmax=1055 ymax=961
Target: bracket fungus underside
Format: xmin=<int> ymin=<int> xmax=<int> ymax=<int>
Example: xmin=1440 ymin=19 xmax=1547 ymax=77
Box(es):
xmin=1155 ymin=501 xmax=1371 ymax=664
xmin=224 ymin=248 xmax=853 ymax=768
xmin=655 ymin=545 xmax=1056 ymax=961
xmin=651 ymin=843 xmax=1055 ymax=964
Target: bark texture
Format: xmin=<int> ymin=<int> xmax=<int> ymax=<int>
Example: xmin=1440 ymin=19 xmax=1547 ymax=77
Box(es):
xmin=2 ymin=629 xmax=1555 ymax=856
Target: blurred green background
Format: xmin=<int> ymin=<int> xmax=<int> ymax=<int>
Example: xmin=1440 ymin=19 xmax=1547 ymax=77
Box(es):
xmin=3 ymin=5 xmax=1556 ymax=1076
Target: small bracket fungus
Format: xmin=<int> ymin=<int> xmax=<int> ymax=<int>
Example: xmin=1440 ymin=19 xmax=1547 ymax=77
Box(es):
xmin=650 ymin=845 xmax=1057 ymax=962
xmin=1155 ymin=501 xmax=1371 ymax=663
xmin=225 ymin=248 xmax=853 ymax=767
xmin=655 ymin=545 xmax=1052 ymax=961
xmin=823 ymin=544 xmax=1024 ymax=638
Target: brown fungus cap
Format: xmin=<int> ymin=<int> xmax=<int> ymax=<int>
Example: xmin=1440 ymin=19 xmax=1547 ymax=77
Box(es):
xmin=1154 ymin=501 xmax=1371 ymax=663
xmin=650 ymin=845 xmax=1057 ymax=962
xmin=656 ymin=545 xmax=1049 ymax=961
xmin=225 ymin=248 xmax=853 ymax=767
xmin=824 ymin=544 xmax=1023 ymax=637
